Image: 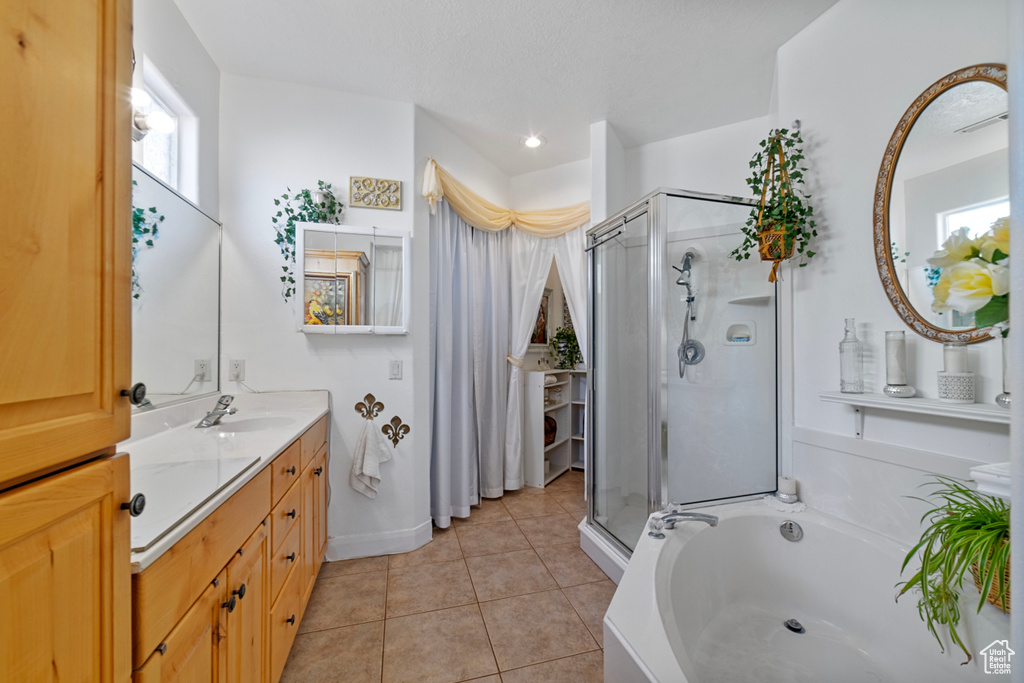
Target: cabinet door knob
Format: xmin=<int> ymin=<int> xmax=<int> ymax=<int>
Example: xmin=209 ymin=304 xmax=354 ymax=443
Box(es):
xmin=314 ymin=467 xmax=323 ymax=476
xmin=222 ymin=595 xmax=236 ymax=613
xmin=286 ymin=552 xmax=296 ymax=563
xmin=287 ymin=466 xmax=297 ymax=475
xmin=286 ymin=615 xmax=296 ymax=626
xmin=233 ymin=583 xmax=246 ymax=600
xmin=121 ymin=382 xmax=147 ymax=405
xmin=121 ymin=493 xmax=146 ymax=517
xmin=287 ymin=509 xmax=297 ymax=519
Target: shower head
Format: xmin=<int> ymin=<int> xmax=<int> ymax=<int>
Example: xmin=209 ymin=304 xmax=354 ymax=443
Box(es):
xmin=674 ymin=250 xmax=698 ymax=285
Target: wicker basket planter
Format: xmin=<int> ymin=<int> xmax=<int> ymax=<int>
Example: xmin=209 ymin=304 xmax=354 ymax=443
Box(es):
xmin=971 ymin=556 xmax=1010 ymax=613
xmin=757 ymin=223 xmax=795 ymax=262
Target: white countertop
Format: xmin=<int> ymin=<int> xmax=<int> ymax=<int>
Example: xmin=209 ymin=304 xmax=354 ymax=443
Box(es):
xmin=121 ymin=391 xmax=330 ymax=573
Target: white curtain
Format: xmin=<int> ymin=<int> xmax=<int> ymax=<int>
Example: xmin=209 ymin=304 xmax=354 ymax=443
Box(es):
xmin=553 ymin=225 xmax=590 ymax=365
xmin=430 ymin=202 xmax=511 ymax=526
xmin=503 ymin=230 xmax=557 ymax=490
xmin=430 ymin=203 xmax=478 ymax=526
xmin=373 ymin=245 xmax=403 ymax=326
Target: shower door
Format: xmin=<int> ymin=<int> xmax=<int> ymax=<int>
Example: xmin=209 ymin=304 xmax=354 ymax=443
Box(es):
xmin=587 ymin=189 xmax=777 ymax=555
xmin=589 ymin=206 xmax=650 ymax=552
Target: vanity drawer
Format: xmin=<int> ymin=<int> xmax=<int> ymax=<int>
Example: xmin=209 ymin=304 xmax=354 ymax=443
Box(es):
xmin=271 ymin=440 xmax=301 ymax=507
xmin=271 ymin=480 xmax=301 ymax=554
xmin=271 ymin=523 xmax=301 ymax=601
xmin=300 ymin=415 xmax=328 ymax=470
xmin=269 ymin=562 xmax=304 ymax=683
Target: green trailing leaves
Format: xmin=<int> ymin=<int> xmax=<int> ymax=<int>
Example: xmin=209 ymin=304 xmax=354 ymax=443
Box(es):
xmin=896 ymin=477 xmax=1010 ymax=665
xmin=549 ymin=326 xmax=582 ymax=369
xmin=271 ymin=180 xmax=344 ymax=301
xmin=731 ymin=129 xmax=818 ymax=272
xmin=131 ymin=180 xmax=165 ymax=300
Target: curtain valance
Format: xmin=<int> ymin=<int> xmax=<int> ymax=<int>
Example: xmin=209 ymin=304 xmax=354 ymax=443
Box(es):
xmin=421 ymin=158 xmax=590 ymax=237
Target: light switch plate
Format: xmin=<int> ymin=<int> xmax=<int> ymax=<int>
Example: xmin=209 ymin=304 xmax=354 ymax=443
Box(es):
xmin=389 ymin=360 xmax=402 ymax=380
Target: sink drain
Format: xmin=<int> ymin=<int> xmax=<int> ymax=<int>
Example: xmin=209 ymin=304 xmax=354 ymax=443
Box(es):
xmin=784 ymin=619 xmax=805 ymax=634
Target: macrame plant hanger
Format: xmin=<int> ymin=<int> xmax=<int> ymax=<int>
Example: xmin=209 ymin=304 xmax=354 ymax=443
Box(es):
xmin=756 ymin=132 xmax=793 ymax=284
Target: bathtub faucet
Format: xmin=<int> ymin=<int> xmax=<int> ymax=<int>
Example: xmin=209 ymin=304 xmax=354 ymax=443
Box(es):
xmin=661 ymin=511 xmax=718 ymax=529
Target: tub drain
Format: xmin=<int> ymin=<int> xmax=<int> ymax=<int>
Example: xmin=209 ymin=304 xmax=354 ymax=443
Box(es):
xmin=784 ymin=619 xmax=805 ymax=634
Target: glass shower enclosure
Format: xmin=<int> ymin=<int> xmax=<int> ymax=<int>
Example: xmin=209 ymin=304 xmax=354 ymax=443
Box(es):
xmin=585 ymin=188 xmax=778 ymax=555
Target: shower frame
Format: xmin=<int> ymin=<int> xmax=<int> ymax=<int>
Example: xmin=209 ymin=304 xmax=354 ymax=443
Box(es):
xmin=584 ymin=187 xmax=776 ymax=561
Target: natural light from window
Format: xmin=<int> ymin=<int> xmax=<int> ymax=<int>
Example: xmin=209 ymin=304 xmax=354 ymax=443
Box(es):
xmin=940 ymin=198 xmax=1010 ymax=243
xmin=138 ymin=89 xmax=179 ymax=188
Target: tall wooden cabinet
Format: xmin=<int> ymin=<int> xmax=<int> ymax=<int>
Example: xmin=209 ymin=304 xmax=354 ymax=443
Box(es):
xmin=1 ymin=0 xmax=134 ymax=680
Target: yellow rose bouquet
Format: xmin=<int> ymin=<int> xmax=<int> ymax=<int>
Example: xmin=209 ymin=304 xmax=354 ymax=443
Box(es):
xmin=928 ymin=217 xmax=1010 ymax=336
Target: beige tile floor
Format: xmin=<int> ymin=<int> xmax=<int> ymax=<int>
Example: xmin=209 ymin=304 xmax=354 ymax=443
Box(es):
xmin=282 ymin=469 xmax=611 ymax=683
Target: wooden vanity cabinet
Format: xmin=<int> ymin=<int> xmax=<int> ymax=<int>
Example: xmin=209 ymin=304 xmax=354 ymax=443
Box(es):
xmin=133 ymin=415 xmax=329 ymax=683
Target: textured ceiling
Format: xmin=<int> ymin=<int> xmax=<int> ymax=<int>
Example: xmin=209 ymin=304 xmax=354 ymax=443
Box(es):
xmin=173 ymin=0 xmax=838 ymax=176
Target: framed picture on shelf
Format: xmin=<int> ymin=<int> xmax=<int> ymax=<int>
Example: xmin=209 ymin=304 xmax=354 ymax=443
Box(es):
xmin=530 ymin=288 xmax=552 ymax=349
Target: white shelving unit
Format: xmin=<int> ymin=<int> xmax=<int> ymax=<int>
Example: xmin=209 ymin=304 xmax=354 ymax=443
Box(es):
xmin=524 ymin=370 xmax=572 ymax=487
xmin=819 ymin=391 xmax=1009 ymax=438
xmin=569 ymin=370 xmax=588 ymax=471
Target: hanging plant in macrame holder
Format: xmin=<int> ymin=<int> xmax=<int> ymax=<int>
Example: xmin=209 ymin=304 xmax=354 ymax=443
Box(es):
xmin=731 ymin=128 xmax=817 ymax=283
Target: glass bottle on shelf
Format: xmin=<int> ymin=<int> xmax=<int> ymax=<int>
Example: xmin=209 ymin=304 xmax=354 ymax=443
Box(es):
xmin=839 ymin=318 xmax=864 ymax=394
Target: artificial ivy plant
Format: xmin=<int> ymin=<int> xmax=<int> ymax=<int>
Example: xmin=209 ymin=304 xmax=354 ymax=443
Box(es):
xmin=731 ymin=128 xmax=817 ymax=282
xmin=131 ymin=179 xmax=164 ymax=299
xmin=896 ymin=477 xmax=1010 ymax=665
xmin=272 ymin=180 xmax=344 ymax=301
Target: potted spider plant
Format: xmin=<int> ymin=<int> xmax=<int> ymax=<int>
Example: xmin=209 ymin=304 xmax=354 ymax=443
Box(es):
xmin=271 ymin=180 xmax=344 ymax=301
xmin=731 ymin=128 xmax=817 ymax=282
xmin=896 ymin=477 xmax=1010 ymax=665
xmin=131 ymin=180 xmax=164 ymax=299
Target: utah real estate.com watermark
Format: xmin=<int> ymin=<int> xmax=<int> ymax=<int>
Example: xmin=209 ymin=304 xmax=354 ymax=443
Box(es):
xmin=980 ymin=640 xmax=1014 ymax=675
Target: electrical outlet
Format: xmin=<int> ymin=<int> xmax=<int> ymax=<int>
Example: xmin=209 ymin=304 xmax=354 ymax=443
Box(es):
xmin=194 ymin=359 xmax=211 ymax=382
xmin=230 ymin=359 xmax=246 ymax=382
xmin=389 ymin=360 xmax=402 ymax=380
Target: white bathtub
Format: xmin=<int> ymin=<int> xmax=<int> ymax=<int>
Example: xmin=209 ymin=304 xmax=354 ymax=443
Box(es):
xmin=604 ymin=500 xmax=1006 ymax=682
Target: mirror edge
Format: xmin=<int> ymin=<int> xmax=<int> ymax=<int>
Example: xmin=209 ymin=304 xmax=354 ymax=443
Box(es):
xmin=872 ymin=63 xmax=1007 ymax=344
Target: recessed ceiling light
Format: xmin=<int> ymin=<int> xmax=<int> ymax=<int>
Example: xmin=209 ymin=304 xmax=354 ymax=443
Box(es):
xmin=522 ymin=135 xmax=546 ymax=148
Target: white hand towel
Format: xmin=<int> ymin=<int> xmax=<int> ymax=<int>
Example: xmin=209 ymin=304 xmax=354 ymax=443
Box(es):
xmin=350 ymin=418 xmax=394 ymax=499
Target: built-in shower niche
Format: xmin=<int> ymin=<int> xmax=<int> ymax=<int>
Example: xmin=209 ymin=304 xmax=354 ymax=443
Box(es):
xmin=723 ymin=321 xmax=756 ymax=345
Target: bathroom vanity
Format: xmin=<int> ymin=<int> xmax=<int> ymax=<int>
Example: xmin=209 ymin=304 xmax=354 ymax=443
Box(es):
xmin=126 ymin=392 xmax=330 ymax=682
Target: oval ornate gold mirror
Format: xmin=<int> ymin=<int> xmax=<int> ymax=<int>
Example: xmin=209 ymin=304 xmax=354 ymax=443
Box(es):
xmin=874 ymin=64 xmax=1008 ymax=343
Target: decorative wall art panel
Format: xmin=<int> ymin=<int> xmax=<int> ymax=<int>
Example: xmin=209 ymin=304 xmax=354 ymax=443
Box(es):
xmin=350 ymin=177 xmax=402 ymax=211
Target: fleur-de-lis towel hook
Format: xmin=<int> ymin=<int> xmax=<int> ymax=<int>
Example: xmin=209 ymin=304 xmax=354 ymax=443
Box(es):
xmin=355 ymin=393 xmax=384 ymax=420
xmin=382 ymin=416 xmax=410 ymax=448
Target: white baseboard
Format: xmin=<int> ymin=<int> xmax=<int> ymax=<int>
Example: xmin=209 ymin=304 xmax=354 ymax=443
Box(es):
xmin=324 ymin=519 xmax=433 ymax=561
xmin=579 ymin=519 xmax=628 ymax=584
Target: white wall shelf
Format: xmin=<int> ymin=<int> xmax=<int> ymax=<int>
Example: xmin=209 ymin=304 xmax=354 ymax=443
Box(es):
xmin=819 ymin=391 xmax=1009 ymax=438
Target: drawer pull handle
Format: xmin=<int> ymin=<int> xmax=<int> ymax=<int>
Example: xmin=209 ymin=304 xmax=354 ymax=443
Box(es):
xmin=314 ymin=467 xmax=323 ymax=476
xmin=286 ymin=552 xmax=296 ymax=563
xmin=286 ymin=615 xmax=296 ymax=626
xmin=157 ymin=643 xmax=167 ymax=656
xmin=233 ymin=583 xmax=246 ymax=600
xmin=121 ymin=493 xmax=146 ymax=517
xmin=222 ymin=595 xmax=236 ymax=613
xmin=287 ymin=509 xmax=297 ymax=519
xmin=287 ymin=466 xmax=297 ymax=475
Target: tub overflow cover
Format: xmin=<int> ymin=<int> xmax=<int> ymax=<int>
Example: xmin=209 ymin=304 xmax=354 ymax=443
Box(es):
xmin=780 ymin=520 xmax=803 ymax=542
xmin=784 ymin=619 xmax=805 ymax=634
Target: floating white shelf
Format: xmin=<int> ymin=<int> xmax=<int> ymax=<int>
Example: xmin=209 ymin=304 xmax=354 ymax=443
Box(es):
xmin=727 ymin=294 xmax=773 ymax=305
xmin=544 ymin=400 xmax=569 ymax=413
xmin=545 ymin=435 xmax=570 ymax=453
xmin=819 ymin=391 xmax=1009 ymax=438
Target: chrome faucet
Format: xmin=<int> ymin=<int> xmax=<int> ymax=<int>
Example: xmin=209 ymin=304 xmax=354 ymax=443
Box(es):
xmin=196 ymin=395 xmax=237 ymax=428
xmin=648 ymin=510 xmax=718 ymax=539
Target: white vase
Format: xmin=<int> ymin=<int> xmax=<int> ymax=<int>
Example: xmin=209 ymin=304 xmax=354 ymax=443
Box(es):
xmin=996 ymin=334 xmax=1011 ymax=408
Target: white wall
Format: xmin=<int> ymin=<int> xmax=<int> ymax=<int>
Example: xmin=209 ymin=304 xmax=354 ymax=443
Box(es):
xmin=776 ymin=0 xmax=1010 ymax=545
xmin=511 ymin=158 xmax=591 ymax=210
xmin=219 ymin=74 xmax=431 ymax=558
xmin=625 ymin=116 xmax=771 ymax=201
xmin=133 ymin=0 xmax=220 ymax=216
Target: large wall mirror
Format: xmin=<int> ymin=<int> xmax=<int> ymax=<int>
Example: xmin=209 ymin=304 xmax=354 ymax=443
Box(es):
xmin=131 ymin=164 xmax=221 ymax=408
xmin=295 ymin=223 xmax=409 ymax=334
xmin=874 ymin=64 xmax=1008 ymax=343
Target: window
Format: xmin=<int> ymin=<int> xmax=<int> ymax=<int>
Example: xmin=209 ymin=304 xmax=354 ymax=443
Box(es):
xmin=132 ymin=57 xmax=199 ymax=202
xmin=137 ymin=89 xmax=178 ymax=188
xmin=940 ymin=198 xmax=1010 ymax=242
